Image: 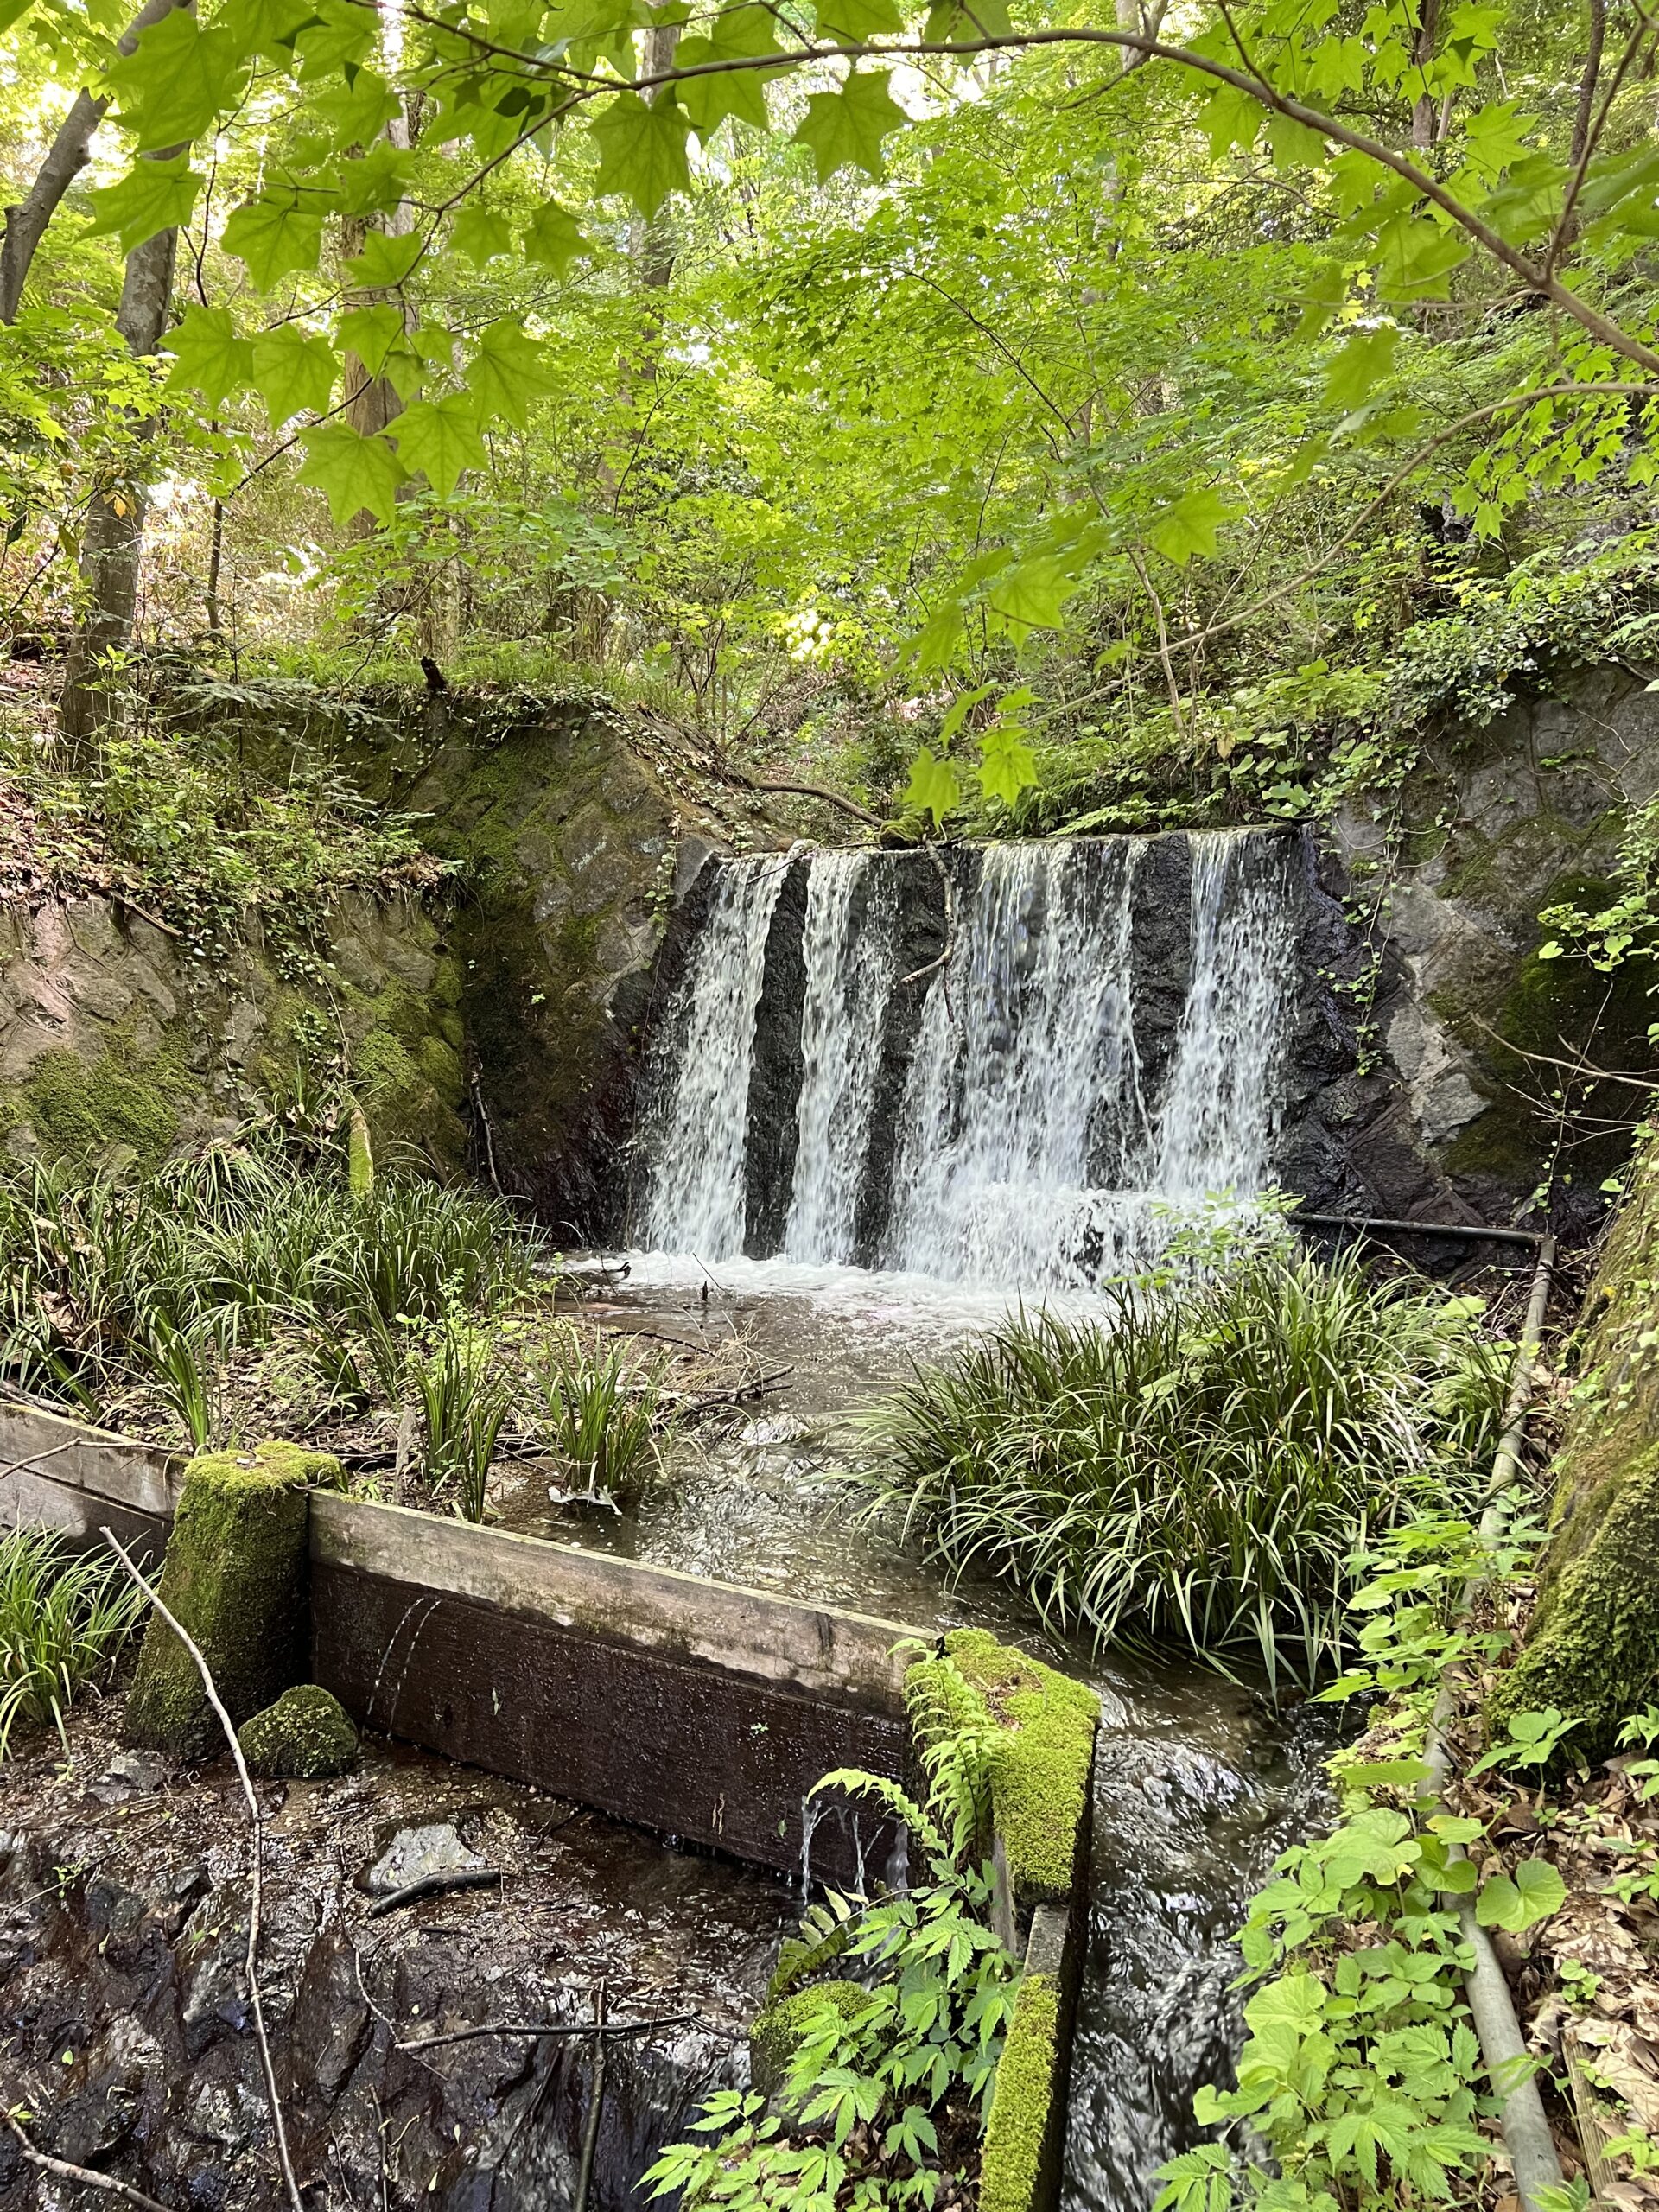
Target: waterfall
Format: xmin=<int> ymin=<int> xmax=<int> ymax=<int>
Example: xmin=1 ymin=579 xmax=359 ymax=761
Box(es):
xmin=639 ymin=854 xmax=789 ymax=1260
xmin=883 ymin=842 xmax=1152 ymax=1286
xmin=785 ymin=852 xmax=896 ymax=1264
xmin=635 ymin=831 xmax=1297 ymax=1290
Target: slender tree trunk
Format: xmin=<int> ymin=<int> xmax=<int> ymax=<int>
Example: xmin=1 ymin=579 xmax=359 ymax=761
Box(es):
xmin=1410 ymin=0 xmax=1440 ymax=148
xmin=57 ymin=222 xmax=180 ymax=758
xmin=1571 ymin=0 xmax=1608 ymax=167
xmin=630 ymin=16 xmax=682 ymax=386
xmin=205 ymin=492 xmax=225 ymax=635
xmin=0 ymin=0 xmax=186 ymax=324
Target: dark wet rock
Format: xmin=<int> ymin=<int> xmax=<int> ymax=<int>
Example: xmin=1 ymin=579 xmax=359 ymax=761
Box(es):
xmin=180 ymin=1888 xmax=254 ymax=2056
xmin=744 ymin=853 xmax=811 ymax=1256
xmin=0 ymin=1697 xmax=785 ymax=2212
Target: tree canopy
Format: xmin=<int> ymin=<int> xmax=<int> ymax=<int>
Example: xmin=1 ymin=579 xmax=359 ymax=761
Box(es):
xmin=0 ymin=0 xmax=1652 ymax=823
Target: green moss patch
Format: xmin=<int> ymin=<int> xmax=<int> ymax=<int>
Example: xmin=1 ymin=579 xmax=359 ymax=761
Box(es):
xmin=979 ymin=1970 xmax=1060 ymax=2212
xmin=124 ymin=1439 xmax=340 ymax=1758
xmin=238 ymin=1683 xmax=359 ymax=1779
xmin=749 ymin=1980 xmax=875 ymax=2098
xmin=1490 ymin=1439 xmax=1659 ymax=1764
xmin=3 ymin=1039 xmax=191 ymax=1170
xmin=911 ymin=1629 xmax=1099 ymax=1904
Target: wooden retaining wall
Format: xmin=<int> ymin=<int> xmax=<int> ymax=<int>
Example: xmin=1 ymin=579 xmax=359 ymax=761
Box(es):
xmin=0 ymin=1402 xmax=912 ymax=1881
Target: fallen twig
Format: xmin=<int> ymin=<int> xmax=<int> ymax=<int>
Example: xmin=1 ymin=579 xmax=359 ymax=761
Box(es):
xmin=0 ymin=1440 xmax=83 ymax=1486
xmin=396 ymin=2010 xmax=698 ymax=2050
xmin=3 ymin=2107 xmax=175 ymax=2212
xmin=899 ymin=842 xmax=958 ymax=992
xmin=573 ymin=1980 xmax=607 ymax=2212
xmin=366 ymin=1868 xmax=501 ymax=1917
xmin=99 ymin=1528 xmax=305 ymax=2212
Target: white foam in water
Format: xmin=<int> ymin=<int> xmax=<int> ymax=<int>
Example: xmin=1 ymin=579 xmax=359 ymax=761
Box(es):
xmin=636 ymin=833 xmax=1297 ymax=1294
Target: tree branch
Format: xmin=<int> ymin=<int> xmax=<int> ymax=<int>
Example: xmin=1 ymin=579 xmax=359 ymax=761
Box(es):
xmin=2 ymin=2112 xmax=175 ymax=2212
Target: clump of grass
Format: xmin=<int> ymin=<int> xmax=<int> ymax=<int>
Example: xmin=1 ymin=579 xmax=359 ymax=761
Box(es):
xmin=416 ymin=1323 xmax=513 ymax=1523
xmin=0 ymin=1529 xmax=148 ymax=1756
xmin=536 ymin=1334 xmax=662 ymax=1507
xmin=0 ymin=1146 xmax=547 ymax=1446
xmin=871 ymin=1250 xmax=1510 ymax=1691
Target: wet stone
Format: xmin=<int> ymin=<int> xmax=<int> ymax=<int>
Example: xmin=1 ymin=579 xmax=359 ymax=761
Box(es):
xmin=366 ymin=1820 xmax=492 ymax=1894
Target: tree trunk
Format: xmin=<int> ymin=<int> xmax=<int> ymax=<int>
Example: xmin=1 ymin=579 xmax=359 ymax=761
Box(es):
xmin=1571 ymin=0 xmax=1608 ymax=168
xmin=57 ymin=222 xmax=180 ymax=758
xmin=1410 ymin=0 xmax=1440 ymax=149
xmin=0 ymin=0 xmax=187 ymax=325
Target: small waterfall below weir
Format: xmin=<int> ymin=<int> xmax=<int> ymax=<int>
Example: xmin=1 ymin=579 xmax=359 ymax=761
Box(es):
xmin=637 ymin=830 xmax=1298 ymax=1289
xmin=785 ymin=851 xmax=897 ymax=1264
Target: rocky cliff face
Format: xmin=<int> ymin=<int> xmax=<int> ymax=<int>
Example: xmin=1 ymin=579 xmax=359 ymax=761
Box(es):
xmin=1321 ymin=666 xmax=1659 ymax=1232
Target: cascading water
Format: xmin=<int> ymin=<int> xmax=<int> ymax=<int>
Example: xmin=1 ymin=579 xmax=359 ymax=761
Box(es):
xmin=639 ymin=853 xmax=788 ymax=1259
xmin=617 ymin=827 xmax=1320 ymax=2212
xmin=785 ymin=850 xmax=897 ymax=1264
xmin=637 ymin=830 xmax=1299 ymax=1289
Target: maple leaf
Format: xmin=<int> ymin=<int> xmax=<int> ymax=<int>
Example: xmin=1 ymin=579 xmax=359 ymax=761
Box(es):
xmin=521 ymin=200 xmax=592 ymax=276
xmin=393 ymin=394 xmax=489 ymax=495
xmin=292 ymin=0 xmax=376 ymax=78
xmin=164 ymin=305 xmax=254 ymax=410
xmin=296 ymin=423 xmax=405 ymax=525
xmin=221 ymin=195 xmax=326 ymax=289
xmin=466 ymin=319 xmax=558 ymax=431
xmin=1323 ymin=326 xmax=1399 ymax=411
xmin=988 ymin=553 xmax=1073 ymax=634
xmin=923 ymin=0 xmax=1009 ymax=41
xmin=451 ymin=204 xmax=517 ymax=267
xmin=976 ymin=724 xmax=1037 ymax=810
xmin=251 ymin=327 xmax=337 ymax=425
xmin=105 ymin=8 xmax=247 ymax=150
xmin=84 ymin=156 xmax=201 ymax=255
xmin=344 ymin=228 xmax=425 ymax=293
xmin=330 ymin=139 xmax=415 ymax=221
xmin=674 ymin=5 xmax=784 ymax=133
xmin=793 ymin=69 xmax=906 ymax=184
xmin=338 ymin=305 xmax=404 ymax=377
xmin=589 ymin=91 xmax=692 ymax=216
xmin=905 ymin=746 xmax=961 ymax=826
xmin=816 ymin=0 xmax=902 ymax=40
xmin=1148 ymin=486 xmax=1235 ymax=565
xmin=310 ymin=67 xmax=404 ymax=152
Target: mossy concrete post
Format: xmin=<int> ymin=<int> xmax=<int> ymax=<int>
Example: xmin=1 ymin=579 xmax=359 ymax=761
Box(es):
xmin=745 ymin=1628 xmax=1099 ymax=2212
xmin=124 ymin=1440 xmax=341 ymax=1758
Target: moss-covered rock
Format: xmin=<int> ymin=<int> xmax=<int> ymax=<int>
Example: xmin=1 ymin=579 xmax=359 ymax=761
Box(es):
xmin=124 ymin=1440 xmax=340 ymax=1758
xmin=1489 ymin=1440 xmax=1659 ymax=1764
xmin=909 ymin=1629 xmax=1099 ymax=1905
xmin=237 ymin=1684 xmax=359 ymax=1779
xmin=979 ymin=1970 xmax=1060 ymax=2212
xmin=748 ymin=1979 xmax=874 ymax=2099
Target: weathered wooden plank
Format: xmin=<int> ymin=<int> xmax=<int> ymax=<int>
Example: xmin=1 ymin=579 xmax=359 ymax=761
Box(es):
xmin=0 ymin=1400 xmax=182 ymax=1556
xmin=310 ymin=1493 xmax=918 ymax=1713
xmin=310 ymin=1560 xmax=909 ymax=1881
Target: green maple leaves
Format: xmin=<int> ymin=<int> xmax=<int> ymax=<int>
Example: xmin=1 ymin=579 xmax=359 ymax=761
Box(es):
xmin=86 ymin=154 xmax=201 ymax=252
xmin=793 ymin=68 xmax=906 ymax=183
xmin=297 ymin=423 xmax=405 ymax=526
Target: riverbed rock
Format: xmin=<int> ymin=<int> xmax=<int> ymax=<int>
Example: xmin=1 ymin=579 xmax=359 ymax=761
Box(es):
xmin=365 ymin=1820 xmax=490 ymax=1894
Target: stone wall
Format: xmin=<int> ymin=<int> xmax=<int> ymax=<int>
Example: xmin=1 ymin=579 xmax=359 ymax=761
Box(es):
xmin=0 ymin=890 xmax=467 ymax=1173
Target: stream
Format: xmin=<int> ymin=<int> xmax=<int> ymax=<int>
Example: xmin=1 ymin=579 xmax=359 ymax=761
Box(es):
xmin=496 ymin=1254 xmax=1333 ymax=2212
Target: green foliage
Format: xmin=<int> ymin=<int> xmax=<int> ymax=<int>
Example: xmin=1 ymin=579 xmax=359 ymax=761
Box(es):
xmin=0 ymin=1144 xmax=545 ymax=1445
xmin=645 ymin=1652 xmax=1021 ymax=2208
xmin=416 ymin=1319 xmax=512 ymax=1522
xmin=0 ymin=1530 xmax=147 ymax=1758
xmin=1157 ymin=1514 xmax=1569 ymax=2212
xmin=534 ymin=1333 xmax=661 ymax=1507
xmin=872 ymin=1248 xmax=1510 ymax=1689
